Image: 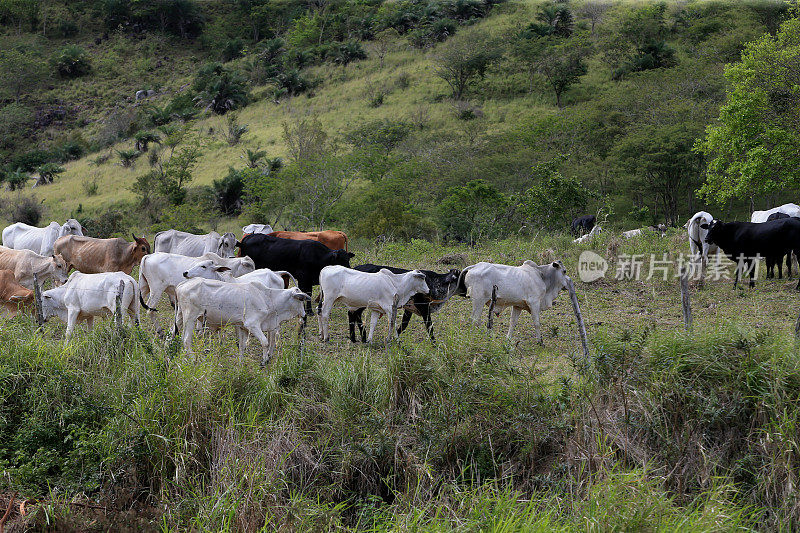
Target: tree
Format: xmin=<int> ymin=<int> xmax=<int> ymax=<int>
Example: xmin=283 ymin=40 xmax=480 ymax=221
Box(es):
xmin=579 ymin=1 xmax=611 ymax=35
xmin=431 ymin=28 xmax=500 ymax=99
xmin=523 ymin=3 xmax=574 ymax=38
xmin=52 ymin=45 xmax=91 ymax=78
xmin=614 ymin=124 xmax=703 ymax=226
xmin=0 ymin=48 xmax=48 ymax=103
xmin=34 ymin=162 xmax=64 ymax=186
xmin=436 ymin=179 xmax=508 ymax=242
xmin=536 ymin=42 xmax=588 ymax=108
xmin=698 ymin=16 xmax=800 ymax=204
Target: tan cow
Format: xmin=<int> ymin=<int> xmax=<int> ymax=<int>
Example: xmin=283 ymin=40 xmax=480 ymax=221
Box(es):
xmin=0 ymin=269 xmax=34 ymax=317
xmin=54 ymin=234 xmax=151 ymax=274
xmin=0 ymin=246 xmax=69 ymax=289
xmin=268 ymin=230 xmax=348 ymax=251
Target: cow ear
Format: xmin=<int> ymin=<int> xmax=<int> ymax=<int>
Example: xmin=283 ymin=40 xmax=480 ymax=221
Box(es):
xmin=347 ymin=252 xmax=355 ymax=259
xmin=413 ymin=271 xmax=426 ymax=279
xmin=214 ymin=266 xmax=231 ymax=272
xmin=699 ymin=223 xmax=709 ymax=229
xmin=293 ymin=292 xmax=311 ymax=301
xmin=552 ymin=261 xmax=560 ymax=268
xmin=234 ymin=241 xmax=241 ymax=248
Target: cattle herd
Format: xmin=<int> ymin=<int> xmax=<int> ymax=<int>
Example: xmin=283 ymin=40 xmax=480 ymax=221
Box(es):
xmin=0 ymin=205 xmax=798 ymax=366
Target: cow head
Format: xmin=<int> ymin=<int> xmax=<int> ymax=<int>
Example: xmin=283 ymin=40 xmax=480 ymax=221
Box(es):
xmin=183 ymin=260 xmax=232 ymax=280
xmin=406 ymin=270 xmax=430 ymax=296
xmin=700 ymin=219 xmax=719 ymax=244
xmin=330 ymin=250 xmax=355 ymax=268
xmin=218 ymin=232 xmax=237 ymax=258
xmin=40 ymin=290 xmax=66 ymax=322
xmin=132 ymin=234 xmax=151 ymax=256
xmin=50 ymin=254 xmax=69 ymax=286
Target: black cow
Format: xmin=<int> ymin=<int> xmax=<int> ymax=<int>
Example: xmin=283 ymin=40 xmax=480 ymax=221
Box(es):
xmin=571 ymin=215 xmax=596 ymax=237
xmin=236 ymin=234 xmax=354 ymax=314
xmin=343 ymin=264 xmax=461 ymax=343
xmin=765 ymin=212 xmax=795 ymax=278
xmin=703 ymin=218 xmax=800 ymax=289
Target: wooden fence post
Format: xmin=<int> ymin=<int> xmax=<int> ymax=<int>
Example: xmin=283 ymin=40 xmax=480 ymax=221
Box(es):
xmin=487 ymin=285 xmax=498 ymax=330
xmin=32 ymin=273 xmax=44 ymax=328
xmin=680 ymin=267 xmax=692 ymax=333
xmin=565 ymin=277 xmax=590 ymax=366
xmin=115 ymin=279 xmax=124 ymax=331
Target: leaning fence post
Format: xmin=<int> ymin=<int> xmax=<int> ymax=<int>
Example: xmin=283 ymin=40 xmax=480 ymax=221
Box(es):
xmin=115 ymin=279 xmax=124 ymax=331
xmin=487 ymin=285 xmax=498 ymax=330
xmin=565 ymin=277 xmax=590 ymax=366
xmin=32 ymin=272 xmax=44 ymax=327
xmin=680 ymin=267 xmax=692 ymax=333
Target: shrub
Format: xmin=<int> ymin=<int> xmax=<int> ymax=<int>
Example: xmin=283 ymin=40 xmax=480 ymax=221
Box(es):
xmin=2 ymin=168 xmax=30 ymax=191
xmin=213 ymin=167 xmax=253 ymax=215
xmin=330 ymin=41 xmax=367 ymax=65
xmin=436 ymin=179 xmax=508 ymax=242
xmin=117 ymin=149 xmax=140 ymax=168
xmin=79 ymin=209 xmax=127 ymax=239
xmin=34 ymin=163 xmax=65 ymax=186
xmin=57 ymin=19 xmax=79 ymax=38
xmin=52 ymin=45 xmax=92 ymax=78
xmin=3 ymin=193 xmax=42 ymax=224
xmin=9 ymin=150 xmax=52 ymax=172
xmin=83 ymin=177 xmax=99 ymax=196
xmin=220 ymin=38 xmax=245 ymax=62
xmin=134 ymin=130 xmax=161 ymax=152
xmin=222 ymin=113 xmax=248 ymax=146
xmin=192 ymin=64 xmax=250 ymax=115
xmin=347 ymin=120 xmax=412 ymax=152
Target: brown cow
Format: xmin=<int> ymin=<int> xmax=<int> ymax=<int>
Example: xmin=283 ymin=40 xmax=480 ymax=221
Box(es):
xmin=0 ymin=246 xmax=69 ymax=289
xmin=0 ymin=269 xmax=34 ymax=317
xmin=268 ymin=230 xmax=348 ymax=251
xmin=54 ymin=234 xmax=151 ymax=274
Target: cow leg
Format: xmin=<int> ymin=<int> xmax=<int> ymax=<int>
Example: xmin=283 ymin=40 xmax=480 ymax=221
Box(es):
xmin=398 ymin=309 xmax=413 ymax=336
xmin=766 ymin=257 xmax=774 ymax=279
xmin=507 ymin=306 xmax=521 ymax=341
xmin=470 ymin=297 xmax=485 ymax=325
xmin=367 ymin=310 xmax=382 ymax=343
xmin=348 ymin=308 xmax=365 ymax=343
xmin=749 ymin=260 xmax=756 ymax=288
xmin=317 ymin=290 xmax=323 ymax=315
xmin=65 ymin=309 xmax=79 ymax=341
xmin=85 ymin=315 xmax=94 ymax=331
xmin=778 ymin=255 xmax=784 ymax=279
xmin=788 ymin=252 xmax=794 ymax=278
xmin=248 ymin=327 xmax=271 ymax=367
xmin=319 ymin=297 xmax=335 ymax=342
xmin=526 ymin=302 xmax=543 ymax=344
xmin=181 ymin=315 xmax=195 ymax=354
xmin=236 ymin=326 xmax=249 ymax=361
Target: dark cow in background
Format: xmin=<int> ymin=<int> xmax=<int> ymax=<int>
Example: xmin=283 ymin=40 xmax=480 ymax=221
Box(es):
xmin=703 ymin=218 xmax=800 ymax=289
xmin=236 ymin=233 xmax=354 ymax=314
xmin=344 ymin=264 xmax=461 ymax=343
xmin=571 ymin=215 xmax=596 ymax=237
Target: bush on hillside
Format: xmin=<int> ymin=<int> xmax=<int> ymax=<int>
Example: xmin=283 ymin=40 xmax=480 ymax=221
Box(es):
xmin=52 ymin=45 xmax=92 ymax=78
xmin=2 ymin=193 xmax=42 ymax=225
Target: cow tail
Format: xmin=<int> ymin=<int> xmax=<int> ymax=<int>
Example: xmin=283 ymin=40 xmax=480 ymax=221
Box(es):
xmin=344 ymin=233 xmax=349 ymax=252
xmin=138 ymin=267 xmax=157 ymax=311
xmin=456 ymin=265 xmax=474 ymax=297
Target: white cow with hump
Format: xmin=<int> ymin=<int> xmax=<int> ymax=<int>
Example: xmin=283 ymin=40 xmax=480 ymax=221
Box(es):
xmin=41 ymin=271 xmax=140 ymax=340
xmin=318 ymin=266 xmax=429 ymax=342
xmin=750 ymin=203 xmax=800 ymax=223
xmin=458 ymin=260 xmax=569 ymax=343
xmin=174 ymin=279 xmax=310 ymax=365
xmin=153 ymin=229 xmax=238 ymax=258
xmin=242 ymin=224 xmax=274 ymax=235
xmin=138 ymin=252 xmax=255 ymax=325
xmin=182 ymin=262 xmax=295 ymax=290
xmin=684 ymin=211 xmax=719 ymax=277
xmin=2 ymin=219 xmax=83 ymax=256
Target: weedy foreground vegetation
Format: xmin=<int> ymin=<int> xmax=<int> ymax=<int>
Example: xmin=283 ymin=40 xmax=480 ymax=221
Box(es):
xmin=3 ymin=233 xmax=800 ymax=531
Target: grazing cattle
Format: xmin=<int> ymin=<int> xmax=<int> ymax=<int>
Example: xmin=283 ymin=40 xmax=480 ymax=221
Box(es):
xmin=236 ymin=234 xmax=354 ymax=314
xmin=41 ymin=271 xmax=140 ymax=340
xmin=702 ymin=218 xmax=800 ymax=289
xmin=0 ymin=247 xmax=69 ymax=289
xmin=2 ymin=219 xmax=83 ymax=256
xmin=174 ymin=279 xmax=310 ymax=365
xmin=751 ymin=203 xmax=800 ymax=223
xmin=153 ymin=229 xmax=237 ymax=258
xmin=571 ymin=215 xmax=596 ymax=237
xmin=318 ymin=266 xmax=429 ymax=343
xmin=684 ymin=211 xmax=719 ymax=279
xmin=573 ymin=225 xmax=602 ymax=244
xmin=54 ymin=234 xmax=151 ymax=274
xmin=0 ymin=270 xmax=34 ymax=317
xmin=242 ymin=223 xmax=274 ymax=236
xmin=268 ymin=230 xmax=349 ymax=251
xmin=138 ymin=252 xmax=255 ymax=325
xmin=344 ymin=264 xmax=460 ymax=343
xmin=457 ymin=260 xmax=569 ymax=342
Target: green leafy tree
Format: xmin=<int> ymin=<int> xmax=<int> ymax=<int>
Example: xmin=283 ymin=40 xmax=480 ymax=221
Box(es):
xmin=698 ymin=16 xmax=800 ymax=204
xmin=431 ymin=28 xmax=501 ymax=99
xmin=436 ymin=179 xmax=508 ymax=242
xmin=34 ymin=162 xmax=64 ymax=185
xmin=536 ymin=42 xmax=588 ymax=108
xmin=52 ymin=45 xmax=91 ymax=78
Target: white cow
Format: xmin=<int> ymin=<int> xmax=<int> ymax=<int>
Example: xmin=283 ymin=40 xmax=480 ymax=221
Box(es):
xmin=0 ymin=246 xmax=69 ymax=289
xmin=41 ymin=271 xmax=140 ymax=340
xmin=153 ymin=229 xmax=238 ymax=258
xmin=242 ymin=224 xmax=274 ymax=235
xmin=318 ymin=266 xmax=429 ymax=343
xmin=138 ymin=252 xmax=255 ymax=325
xmin=2 ymin=219 xmax=83 ymax=256
xmin=174 ymin=279 xmax=310 ymax=365
xmin=751 ymin=203 xmax=800 ymax=223
xmin=684 ymin=211 xmax=719 ymax=278
xmin=458 ymin=260 xmax=568 ymax=343
xmin=622 ymin=224 xmax=667 ymax=240
xmin=183 ymin=263 xmax=295 ymax=289
xmin=573 ymin=225 xmax=602 ymax=244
